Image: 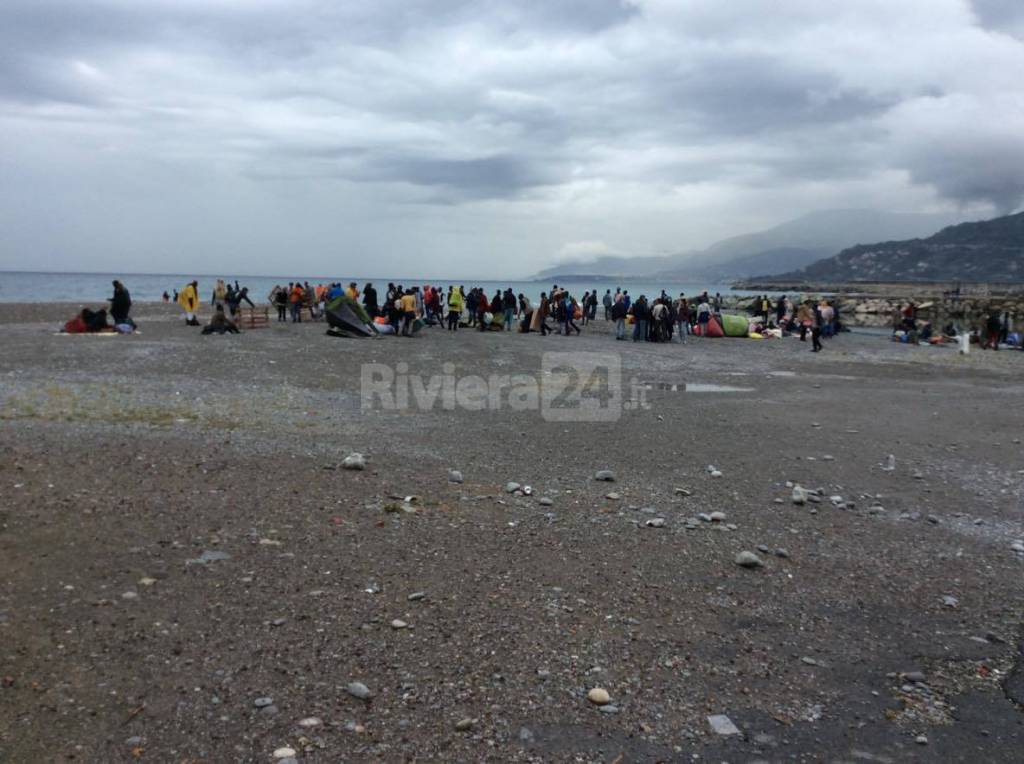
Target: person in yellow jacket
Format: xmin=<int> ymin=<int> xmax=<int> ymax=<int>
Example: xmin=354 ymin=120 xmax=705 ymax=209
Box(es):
xmin=399 ymin=289 xmax=418 ymax=336
xmin=178 ymin=280 xmax=200 ymax=325
xmin=446 ymin=285 xmax=464 ymax=331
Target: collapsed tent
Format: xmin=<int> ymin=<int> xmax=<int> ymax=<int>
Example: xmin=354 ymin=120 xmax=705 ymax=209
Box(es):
xmin=694 ymin=316 xmax=724 ymax=337
xmin=325 ymin=295 xmax=377 ymax=338
xmin=720 ymin=313 xmax=750 ymax=337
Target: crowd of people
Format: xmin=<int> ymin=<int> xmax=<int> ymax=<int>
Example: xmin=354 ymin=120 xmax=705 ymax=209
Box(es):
xmin=60 ymin=277 xmax=1019 ymax=354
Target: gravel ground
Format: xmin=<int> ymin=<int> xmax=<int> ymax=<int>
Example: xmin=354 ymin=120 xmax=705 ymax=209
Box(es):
xmin=1 ymin=301 xmax=1023 ymax=762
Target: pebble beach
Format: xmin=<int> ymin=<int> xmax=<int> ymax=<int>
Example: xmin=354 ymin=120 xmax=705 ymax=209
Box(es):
xmin=1 ymin=300 xmax=1023 ymax=762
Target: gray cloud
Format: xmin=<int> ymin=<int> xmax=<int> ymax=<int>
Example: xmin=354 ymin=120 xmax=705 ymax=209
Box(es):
xmin=0 ymin=0 xmax=1022 ymax=277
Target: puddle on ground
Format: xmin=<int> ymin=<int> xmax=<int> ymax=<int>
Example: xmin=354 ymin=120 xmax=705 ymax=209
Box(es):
xmin=644 ymin=382 xmax=755 ymax=393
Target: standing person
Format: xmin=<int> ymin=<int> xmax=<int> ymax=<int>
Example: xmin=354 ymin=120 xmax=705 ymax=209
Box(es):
xmin=162 ymin=291 xmax=170 ymax=303
xmin=289 ymin=281 xmax=304 ymax=323
xmin=588 ymin=290 xmax=598 ymax=322
xmin=346 ymin=282 xmax=360 ymax=301
xmin=363 ymin=283 xmax=378 ymax=317
xmin=713 ymin=292 xmax=723 ymax=314
xmin=503 ymin=288 xmax=516 ymax=331
xmin=465 ymin=289 xmax=478 ymax=327
xmin=999 ymin=311 xmax=1011 ymax=345
xmin=775 ymin=295 xmax=787 ymax=325
xmin=580 ymin=292 xmax=591 ymax=326
xmin=447 ymin=286 xmax=463 ymax=330
xmin=178 ymin=280 xmax=200 ymax=325
xmin=400 ymin=289 xmax=418 ymax=336
xmin=811 ymin=303 xmax=823 ymax=352
xmin=109 ymin=280 xmax=133 ymax=327
xmin=603 ymin=289 xmax=613 ymax=320
xmin=272 ymin=286 xmax=288 ymax=322
xmin=612 ymin=294 xmax=627 ymax=340
xmin=695 ymin=296 xmax=711 ymax=335
xmin=632 ymin=295 xmax=649 ymax=342
xmin=211 ymin=279 xmax=227 ymax=309
xmin=532 ymin=292 xmax=550 ymax=336
xmin=564 ymin=294 xmax=581 ymax=335
xmin=760 ymin=295 xmax=771 ymax=324
xmin=984 ymin=311 xmax=1002 ymax=350
xmin=674 ymin=293 xmax=689 ymax=343
xmin=796 ymin=302 xmax=812 ymax=341
xmin=475 ymin=291 xmax=490 ymax=331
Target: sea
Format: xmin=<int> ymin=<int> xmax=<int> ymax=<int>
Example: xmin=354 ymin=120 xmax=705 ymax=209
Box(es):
xmin=0 ymin=271 xmax=787 ymax=304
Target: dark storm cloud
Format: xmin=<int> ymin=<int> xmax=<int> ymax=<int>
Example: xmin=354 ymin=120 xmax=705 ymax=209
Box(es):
xmin=972 ymin=0 xmax=1024 ymax=37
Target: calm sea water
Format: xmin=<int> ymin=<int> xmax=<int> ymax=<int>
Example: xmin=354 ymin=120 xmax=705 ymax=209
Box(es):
xmin=0 ymin=271 xmax=786 ymax=305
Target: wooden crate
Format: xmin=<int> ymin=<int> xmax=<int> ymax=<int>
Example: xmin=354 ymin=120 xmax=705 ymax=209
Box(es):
xmin=238 ymin=306 xmax=270 ymax=330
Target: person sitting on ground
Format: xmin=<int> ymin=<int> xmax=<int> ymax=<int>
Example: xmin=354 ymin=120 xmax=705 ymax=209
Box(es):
xmin=202 ymin=306 xmax=239 ymax=335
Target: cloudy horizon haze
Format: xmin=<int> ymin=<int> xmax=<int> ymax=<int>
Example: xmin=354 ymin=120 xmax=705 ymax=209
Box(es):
xmin=2 ymin=0 xmax=1023 ymax=279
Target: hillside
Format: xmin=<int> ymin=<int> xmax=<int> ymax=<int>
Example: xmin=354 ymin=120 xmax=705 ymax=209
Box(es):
xmin=760 ymin=211 xmax=1024 ymax=283
xmin=529 ymin=209 xmax=960 ymax=281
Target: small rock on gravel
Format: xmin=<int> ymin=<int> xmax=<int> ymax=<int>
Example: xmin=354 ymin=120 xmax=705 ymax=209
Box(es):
xmin=407 ymin=591 xmax=426 ymax=601
xmin=342 ymin=453 xmax=366 ymax=470
xmin=505 ymin=481 xmax=521 ymax=493
xmin=390 ymin=619 xmax=408 ymax=629
xmin=645 ymin=518 xmax=666 ymax=528
xmin=455 ymin=718 xmax=475 ymax=731
xmin=734 ymin=551 xmax=764 ymax=569
xmin=346 ymin=682 xmax=372 ymax=700
xmin=708 ymin=714 xmax=741 ymax=736
xmin=709 ymin=511 xmax=726 ymax=522
xmin=254 ymin=697 xmax=274 ymax=708
xmin=298 ymin=717 xmax=322 ymax=727
xmin=273 ymin=747 xmax=297 ymax=759
xmin=538 ymin=497 xmax=553 ymax=506
xmin=448 ymin=470 xmax=464 ymax=483
xmin=594 ymin=470 xmax=616 ymax=482
xmin=587 ymin=688 xmax=611 ymax=705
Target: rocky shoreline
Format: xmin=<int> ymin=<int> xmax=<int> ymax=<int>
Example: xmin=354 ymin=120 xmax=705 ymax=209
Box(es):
xmin=728 ymin=282 xmax=1024 ymax=328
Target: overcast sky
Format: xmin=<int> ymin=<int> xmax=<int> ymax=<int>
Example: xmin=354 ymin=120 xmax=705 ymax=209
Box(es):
xmin=1 ymin=0 xmax=1022 ymax=279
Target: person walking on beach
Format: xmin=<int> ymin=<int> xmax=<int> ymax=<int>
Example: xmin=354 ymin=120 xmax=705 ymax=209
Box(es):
xmin=178 ymin=280 xmax=200 ymax=325
xmin=603 ymin=289 xmax=613 ymax=320
xmin=564 ymin=293 xmax=581 ymax=335
xmin=533 ymin=292 xmax=550 ymax=335
xmin=109 ymin=280 xmax=133 ymax=328
xmin=811 ymin=304 xmax=823 ymax=352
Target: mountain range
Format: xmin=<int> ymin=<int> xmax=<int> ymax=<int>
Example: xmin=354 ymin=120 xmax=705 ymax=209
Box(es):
xmin=759 ymin=210 xmax=1024 ymax=283
xmin=529 ymin=209 xmax=962 ymax=282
